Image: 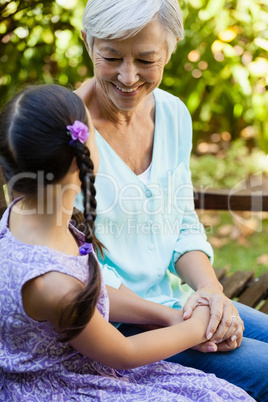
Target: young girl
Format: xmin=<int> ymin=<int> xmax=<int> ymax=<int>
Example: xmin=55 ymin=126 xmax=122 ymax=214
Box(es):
xmin=0 ymin=85 xmax=254 ymax=401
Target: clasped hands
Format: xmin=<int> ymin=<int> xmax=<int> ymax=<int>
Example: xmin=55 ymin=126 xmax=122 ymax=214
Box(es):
xmin=182 ymin=287 xmax=244 ymax=353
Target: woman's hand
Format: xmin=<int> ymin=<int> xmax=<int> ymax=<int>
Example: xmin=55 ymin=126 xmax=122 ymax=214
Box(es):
xmin=182 ymin=287 xmax=244 ymax=351
xmin=175 ymin=251 xmax=244 ymax=352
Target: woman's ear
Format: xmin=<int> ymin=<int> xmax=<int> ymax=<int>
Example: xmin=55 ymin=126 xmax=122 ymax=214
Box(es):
xmin=81 ymin=30 xmax=90 ymax=53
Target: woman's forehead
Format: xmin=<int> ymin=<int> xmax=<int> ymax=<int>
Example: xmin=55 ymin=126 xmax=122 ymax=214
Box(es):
xmin=93 ymin=21 xmax=167 ymax=54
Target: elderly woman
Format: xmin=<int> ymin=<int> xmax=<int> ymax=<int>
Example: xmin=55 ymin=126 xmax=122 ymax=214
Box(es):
xmin=75 ymin=0 xmax=268 ymax=400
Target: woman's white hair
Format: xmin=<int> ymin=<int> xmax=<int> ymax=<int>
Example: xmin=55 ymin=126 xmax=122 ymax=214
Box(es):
xmin=82 ymin=0 xmax=184 ymax=60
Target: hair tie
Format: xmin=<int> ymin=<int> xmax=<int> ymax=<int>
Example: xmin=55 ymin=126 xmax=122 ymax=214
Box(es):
xmin=67 ymin=120 xmax=90 ymax=145
xmin=79 ymin=242 xmax=93 ymax=255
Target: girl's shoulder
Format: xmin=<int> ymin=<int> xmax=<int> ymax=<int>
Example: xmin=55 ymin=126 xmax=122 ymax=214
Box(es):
xmin=22 ymin=269 xmax=84 ymax=325
xmin=0 ymin=199 xmax=89 ymax=291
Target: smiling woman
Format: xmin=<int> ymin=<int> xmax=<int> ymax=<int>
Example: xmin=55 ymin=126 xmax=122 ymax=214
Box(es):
xmin=74 ymin=1 xmax=268 ymax=400
xmin=89 ymin=21 xmax=169 ymax=113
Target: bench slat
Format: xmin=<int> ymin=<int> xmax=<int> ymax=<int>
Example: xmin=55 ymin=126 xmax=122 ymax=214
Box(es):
xmin=238 ymin=272 xmax=268 ymax=308
xmin=260 ymin=299 xmax=268 ymax=314
xmin=221 ymin=271 xmax=254 ymax=299
xmin=194 ymin=189 xmax=268 ymax=211
xmin=214 ymin=268 xmax=227 ymax=281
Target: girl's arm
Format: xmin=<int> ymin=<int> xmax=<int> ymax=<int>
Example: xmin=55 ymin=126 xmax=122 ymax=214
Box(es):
xmin=22 ymin=271 xmax=210 ymax=370
xmin=71 ymin=304 xmax=209 ymax=369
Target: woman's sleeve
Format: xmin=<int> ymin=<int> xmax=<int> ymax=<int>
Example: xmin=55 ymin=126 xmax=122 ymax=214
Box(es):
xmin=169 ymin=182 xmax=214 ymax=275
xmin=169 ymin=101 xmax=214 ymax=275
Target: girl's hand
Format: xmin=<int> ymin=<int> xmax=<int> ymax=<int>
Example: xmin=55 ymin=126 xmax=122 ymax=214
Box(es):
xmin=182 ymin=287 xmax=244 ymax=349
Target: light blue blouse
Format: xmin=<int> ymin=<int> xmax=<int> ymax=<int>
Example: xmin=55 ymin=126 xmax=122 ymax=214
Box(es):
xmin=75 ymin=88 xmax=213 ymax=310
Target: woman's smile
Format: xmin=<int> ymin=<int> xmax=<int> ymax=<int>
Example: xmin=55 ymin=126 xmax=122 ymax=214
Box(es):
xmin=112 ymin=83 xmax=145 ymax=95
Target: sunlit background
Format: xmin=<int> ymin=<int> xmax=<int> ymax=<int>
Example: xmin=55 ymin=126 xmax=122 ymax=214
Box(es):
xmin=1 ymin=0 xmax=267 ymax=153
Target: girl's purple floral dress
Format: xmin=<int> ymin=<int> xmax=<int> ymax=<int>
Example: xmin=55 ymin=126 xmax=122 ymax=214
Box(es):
xmin=0 ymin=201 xmax=254 ymax=401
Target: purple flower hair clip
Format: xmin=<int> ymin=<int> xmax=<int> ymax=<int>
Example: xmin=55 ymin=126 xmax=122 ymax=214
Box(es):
xmin=67 ymin=120 xmax=90 ymax=145
xmin=79 ymin=242 xmax=94 ymax=255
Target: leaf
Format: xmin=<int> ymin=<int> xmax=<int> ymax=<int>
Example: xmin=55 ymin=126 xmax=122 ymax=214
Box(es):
xmin=209 ymin=236 xmax=230 ymax=249
xmin=256 ymin=254 xmax=268 ymax=265
xmin=216 ymin=224 xmax=234 ymax=237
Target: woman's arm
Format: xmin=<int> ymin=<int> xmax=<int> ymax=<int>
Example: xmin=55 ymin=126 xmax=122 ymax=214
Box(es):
xmin=176 ymin=251 xmax=223 ymax=293
xmin=106 ymin=284 xmax=183 ymax=327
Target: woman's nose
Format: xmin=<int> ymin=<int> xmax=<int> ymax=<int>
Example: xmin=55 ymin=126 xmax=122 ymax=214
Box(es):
xmin=117 ymin=61 xmax=139 ymax=86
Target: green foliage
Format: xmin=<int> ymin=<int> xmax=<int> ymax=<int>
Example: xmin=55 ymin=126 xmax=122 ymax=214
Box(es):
xmin=161 ymin=0 xmax=268 ymax=151
xmin=0 ymin=0 xmax=92 ymax=104
xmin=191 ymin=139 xmax=268 ymax=188
xmin=0 ymin=0 xmax=267 ymax=150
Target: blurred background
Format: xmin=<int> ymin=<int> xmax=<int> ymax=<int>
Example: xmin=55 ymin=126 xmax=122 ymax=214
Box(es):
xmin=0 ymin=0 xmax=268 ymax=275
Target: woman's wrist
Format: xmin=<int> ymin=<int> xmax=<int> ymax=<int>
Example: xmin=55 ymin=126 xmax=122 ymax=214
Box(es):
xmin=197 ymin=281 xmax=223 ymax=292
xmin=175 ymin=251 xmax=222 ymax=292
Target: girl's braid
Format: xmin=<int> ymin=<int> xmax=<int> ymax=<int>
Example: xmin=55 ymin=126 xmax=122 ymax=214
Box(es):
xmin=71 ymin=141 xmax=97 ymax=242
xmin=58 ymin=140 xmax=101 ymax=343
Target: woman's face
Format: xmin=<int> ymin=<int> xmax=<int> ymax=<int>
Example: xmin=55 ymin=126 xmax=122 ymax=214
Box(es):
xmin=91 ymin=19 xmax=169 ymax=112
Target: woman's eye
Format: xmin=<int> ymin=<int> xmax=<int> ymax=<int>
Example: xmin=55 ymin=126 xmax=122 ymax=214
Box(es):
xmin=138 ymin=60 xmax=154 ymax=65
xmin=103 ymin=57 xmax=120 ymax=62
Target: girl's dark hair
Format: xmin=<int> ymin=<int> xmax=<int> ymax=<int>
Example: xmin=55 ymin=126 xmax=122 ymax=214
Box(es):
xmin=0 ymin=84 xmax=101 ymax=342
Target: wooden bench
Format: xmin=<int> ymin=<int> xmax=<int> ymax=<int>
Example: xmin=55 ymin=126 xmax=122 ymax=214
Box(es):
xmin=0 ymin=169 xmax=267 ymax=313
xmin=194 ymin=187 xmax=268 ymax=314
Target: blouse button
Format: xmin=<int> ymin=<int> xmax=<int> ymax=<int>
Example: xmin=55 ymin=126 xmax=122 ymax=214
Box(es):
xmin=149 ymin=243 xmax=155 ymax=250
xmin=145 ymin=190 xmax=152 ymax=198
